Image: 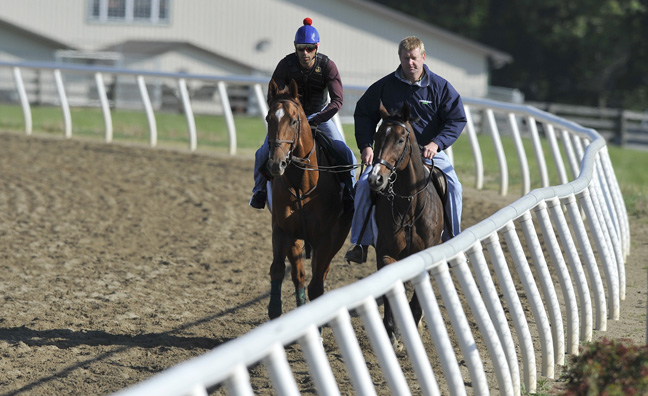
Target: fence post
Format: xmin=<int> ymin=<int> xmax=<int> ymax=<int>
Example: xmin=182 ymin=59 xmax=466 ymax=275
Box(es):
xmin=616 ymin=109 xmax=627 ymax=147
xmin=12 ymin=67 xmax=32 ymax=135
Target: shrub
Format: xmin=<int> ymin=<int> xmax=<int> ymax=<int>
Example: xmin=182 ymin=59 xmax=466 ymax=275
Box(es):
xmin=560 ymin=338 xmax=648 ymax=395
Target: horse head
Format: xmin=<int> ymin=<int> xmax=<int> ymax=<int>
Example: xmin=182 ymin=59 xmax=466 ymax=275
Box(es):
xmin=265 ymin=79 xmax=310 ymax=177
xmin=368 ymin=101 xmax=414 ymax=192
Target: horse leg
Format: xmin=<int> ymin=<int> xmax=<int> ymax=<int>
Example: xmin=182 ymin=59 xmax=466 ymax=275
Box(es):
xmin=379 ymin=254 xmax=400 ymax=347
xmin=268 ymin=227 xmax=292 ymax=320
xmin=307 ymin=241 xmax=336 ymax=302
xmin=410 ymin=291 xmax=423 ymax=330
xmin=287 ymin=240 xmax=306 ymax=307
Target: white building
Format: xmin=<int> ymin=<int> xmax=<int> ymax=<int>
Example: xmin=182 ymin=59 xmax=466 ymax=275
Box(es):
xmin=0 ymin=0 xmax=513 ymax=110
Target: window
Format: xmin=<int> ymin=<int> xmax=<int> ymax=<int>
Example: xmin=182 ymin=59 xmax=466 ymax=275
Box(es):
xmin=133 ymin=0 xmax=151 ymax=19
xmin=88 ymin=0 xmax=170 ymax=24
xmin=108 ymin=0 xmax=126 ymax=19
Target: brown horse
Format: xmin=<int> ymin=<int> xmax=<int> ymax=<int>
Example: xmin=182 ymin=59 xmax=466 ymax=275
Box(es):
xmin=367 ymin=102 xmax=444 ymax=344
xmin=265 ymin=79 xmax=352 ymax=319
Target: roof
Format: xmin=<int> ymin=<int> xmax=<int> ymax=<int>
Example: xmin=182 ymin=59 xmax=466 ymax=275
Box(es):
xmin=0 ymin=17 xmax=74 ymax=50
xmin=101 ymin=40 xmax=257 ymax=72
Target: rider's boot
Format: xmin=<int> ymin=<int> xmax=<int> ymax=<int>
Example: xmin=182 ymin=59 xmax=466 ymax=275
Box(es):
xmin=249 ymin=189 xmax=267 ymax=209
xmin=341 ymin=174 xmax=355 ymax=214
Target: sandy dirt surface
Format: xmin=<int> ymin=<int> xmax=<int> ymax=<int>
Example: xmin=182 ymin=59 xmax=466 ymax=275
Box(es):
xmin=0 ymin=131 xmax=645 ymax=395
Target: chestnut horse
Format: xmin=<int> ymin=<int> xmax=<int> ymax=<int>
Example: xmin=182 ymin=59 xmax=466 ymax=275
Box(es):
xmin=265 ymin=79 xmax=352 ymax=319
xmin=367 ymin=102 xmax=444 ymax=344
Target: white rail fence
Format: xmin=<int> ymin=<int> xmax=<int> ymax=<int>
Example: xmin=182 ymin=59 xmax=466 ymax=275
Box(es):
xmin=0 ymin=60 xmax=347 ymax=154
xmin=0 ymin=61 xmax=630 ymax=395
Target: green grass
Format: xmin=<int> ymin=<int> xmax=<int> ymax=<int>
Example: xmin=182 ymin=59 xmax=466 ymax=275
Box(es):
xmin=0 ymin=104 xmax=269 ymax=151
xmin=1 ymin=103 xmax=646 ymax=217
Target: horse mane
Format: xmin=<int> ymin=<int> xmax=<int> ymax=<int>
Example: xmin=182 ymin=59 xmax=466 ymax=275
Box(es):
xmin=268 ymin=79 xmax=304 ymax=110
xmin=383 ymin=108 xmax=407 ymax=123
xmin=270 ymin=89 xmax=303 ymax=107
xmin=379 ymin=101 xmax=419 ymax=126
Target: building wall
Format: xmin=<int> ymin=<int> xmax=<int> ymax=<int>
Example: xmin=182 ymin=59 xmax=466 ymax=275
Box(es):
xmin=0 ymin=0 xmax=492 ymax=97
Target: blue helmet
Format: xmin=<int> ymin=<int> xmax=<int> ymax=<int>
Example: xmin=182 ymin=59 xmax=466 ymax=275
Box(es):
xmin=294 ymin=18 xmax=320 ymax=44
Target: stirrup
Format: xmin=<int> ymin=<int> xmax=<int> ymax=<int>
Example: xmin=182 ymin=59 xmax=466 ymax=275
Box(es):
xmin=344 ymin=244 xmax=368 ymax=264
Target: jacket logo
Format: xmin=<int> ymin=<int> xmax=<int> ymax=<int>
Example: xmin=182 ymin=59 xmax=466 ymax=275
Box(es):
xmin=419 ymin=100 xmax=432 ymax=105
xmin=315 ymin=66 xmax=321 ymax=73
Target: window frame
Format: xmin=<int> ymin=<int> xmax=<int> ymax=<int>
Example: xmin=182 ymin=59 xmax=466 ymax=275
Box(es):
xmin=88 ymin=0 xmax=170 ymax=25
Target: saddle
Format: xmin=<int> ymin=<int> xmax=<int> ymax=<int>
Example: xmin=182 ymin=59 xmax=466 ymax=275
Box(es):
xmin=426 ymin=162 xmax=453 ymax=239
xmin=429 ymin=165 xmax=448 ymax=207
xmin=313 ymin=128 xmax=348 ymax=176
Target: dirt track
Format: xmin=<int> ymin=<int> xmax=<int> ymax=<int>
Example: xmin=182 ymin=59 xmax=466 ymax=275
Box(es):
xmin=0 ymin=131 xmax=645 ymax=395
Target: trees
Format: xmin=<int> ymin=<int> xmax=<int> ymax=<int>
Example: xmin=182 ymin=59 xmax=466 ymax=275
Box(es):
xmin=369 ymin=0 xmax=648 ymax=110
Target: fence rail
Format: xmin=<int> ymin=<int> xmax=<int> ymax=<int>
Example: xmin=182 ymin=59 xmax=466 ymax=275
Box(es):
xmin=527 ymin=101 xmax=648 ymax=149
xmin=0 ymin=60 xmax=630 ymax=396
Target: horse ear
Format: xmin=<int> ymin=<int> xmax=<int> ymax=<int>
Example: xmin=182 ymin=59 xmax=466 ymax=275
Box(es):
xmin=288 ymin=79 xmax=299 ymax=100
xmin=268 ymin=79 xmax=279 ymax=104
xmin=400 ymin=102 xmax=411 ymax=122
xmin=379 ymin=101 xmax=390 ymax=119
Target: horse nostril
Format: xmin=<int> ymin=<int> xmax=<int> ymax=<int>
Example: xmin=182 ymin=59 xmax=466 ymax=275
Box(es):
xmin=280 ymin=160 xmax=287 ymax=170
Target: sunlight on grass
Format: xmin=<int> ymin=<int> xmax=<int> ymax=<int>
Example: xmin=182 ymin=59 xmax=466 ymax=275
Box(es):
xmin=1 ymin=103 xmax=646 ymax=216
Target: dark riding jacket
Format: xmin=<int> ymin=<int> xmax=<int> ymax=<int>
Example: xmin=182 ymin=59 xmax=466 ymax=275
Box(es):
xmin=354 ymin=64 xmax=466 ymax=152
xmin=270 ymin=52 xmax=343 ymax=126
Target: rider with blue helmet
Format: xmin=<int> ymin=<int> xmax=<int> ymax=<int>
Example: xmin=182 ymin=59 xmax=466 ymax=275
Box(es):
xmin=250 ymin=18 xmax=356 ymax=212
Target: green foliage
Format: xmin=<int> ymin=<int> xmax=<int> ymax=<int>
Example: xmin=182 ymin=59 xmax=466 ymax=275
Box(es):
xmin=560 ymin=338 xmax=648 ymax=395
xmin=606 ymin=144 xmax=648 ymax=217
xmin=368 ymin=0 xmax=648 ymax=110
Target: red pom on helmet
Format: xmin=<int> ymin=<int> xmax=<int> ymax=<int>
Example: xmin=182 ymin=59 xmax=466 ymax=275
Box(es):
xmin=303 ymin=18 xmax=313 ymax=26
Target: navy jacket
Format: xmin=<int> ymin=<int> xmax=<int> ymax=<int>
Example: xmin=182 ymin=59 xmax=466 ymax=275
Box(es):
xmin=354 ymin=64 xmax=466 ymax=152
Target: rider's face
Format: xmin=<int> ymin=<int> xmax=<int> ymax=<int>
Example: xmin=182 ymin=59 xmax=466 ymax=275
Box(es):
xmin=295 ymin=44 xmax=317 ymax=68
xmin=399 ymin=47 xmax=426 ymax=83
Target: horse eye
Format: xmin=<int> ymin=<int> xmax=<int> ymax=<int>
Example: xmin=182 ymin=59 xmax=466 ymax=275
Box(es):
xmin=398 ymin=138 xmax=405 ymax=144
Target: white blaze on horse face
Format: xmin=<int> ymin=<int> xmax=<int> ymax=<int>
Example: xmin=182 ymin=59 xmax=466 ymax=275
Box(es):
xmin=371 ymin=125 xmax=392 ymax=174
xmin=274 ymin=108 xmax=285 ymax=123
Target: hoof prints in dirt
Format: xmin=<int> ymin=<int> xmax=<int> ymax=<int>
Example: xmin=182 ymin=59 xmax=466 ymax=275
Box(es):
xmin=1 ymin=132 xmax=644 ymax=396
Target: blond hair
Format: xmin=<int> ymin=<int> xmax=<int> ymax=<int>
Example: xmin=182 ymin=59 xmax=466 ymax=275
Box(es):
xmin=398 ymin=36 xmax=426 ymax=56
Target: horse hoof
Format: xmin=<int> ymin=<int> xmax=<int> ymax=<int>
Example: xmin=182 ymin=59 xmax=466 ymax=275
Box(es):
xmin=268 ymin=302 xmax=282 ymax=320
xmin=389 ymin=334 xmax=403 ymax=351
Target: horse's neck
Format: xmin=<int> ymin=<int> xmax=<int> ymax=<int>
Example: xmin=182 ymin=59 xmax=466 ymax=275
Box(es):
xmin=293 ymin=116 xmax=315 ymax=157
xmin=394 ymin=148 xmax=427 ymax=194
xmin=286 ymin=121 xmax=318 ymax=188
xmin=294 ymin=136 xmax=315 ymax=162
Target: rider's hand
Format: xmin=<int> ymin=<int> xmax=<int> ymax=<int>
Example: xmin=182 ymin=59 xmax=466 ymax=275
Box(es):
xmin=361 ymin=147 xmax=374 ymax=166
xmin=422 ymin=142 xmax=439 ymax=159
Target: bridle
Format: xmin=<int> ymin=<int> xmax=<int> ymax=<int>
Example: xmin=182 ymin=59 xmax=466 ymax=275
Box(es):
xmin=373 ymin=119 xmax=412 ymax=178
xmin=267 ymin=98 xmax=315 ymax=166
xmin=373 ymin=118 xmax=431 ymax=201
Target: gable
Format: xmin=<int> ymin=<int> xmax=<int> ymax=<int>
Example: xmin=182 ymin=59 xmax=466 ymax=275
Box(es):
xmin=0 ymin=18 xmax=73 ymax=61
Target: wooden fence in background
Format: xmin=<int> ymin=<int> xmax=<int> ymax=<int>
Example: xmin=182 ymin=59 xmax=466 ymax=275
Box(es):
xmin=527 ymin=102 xmax=648 ymax=149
